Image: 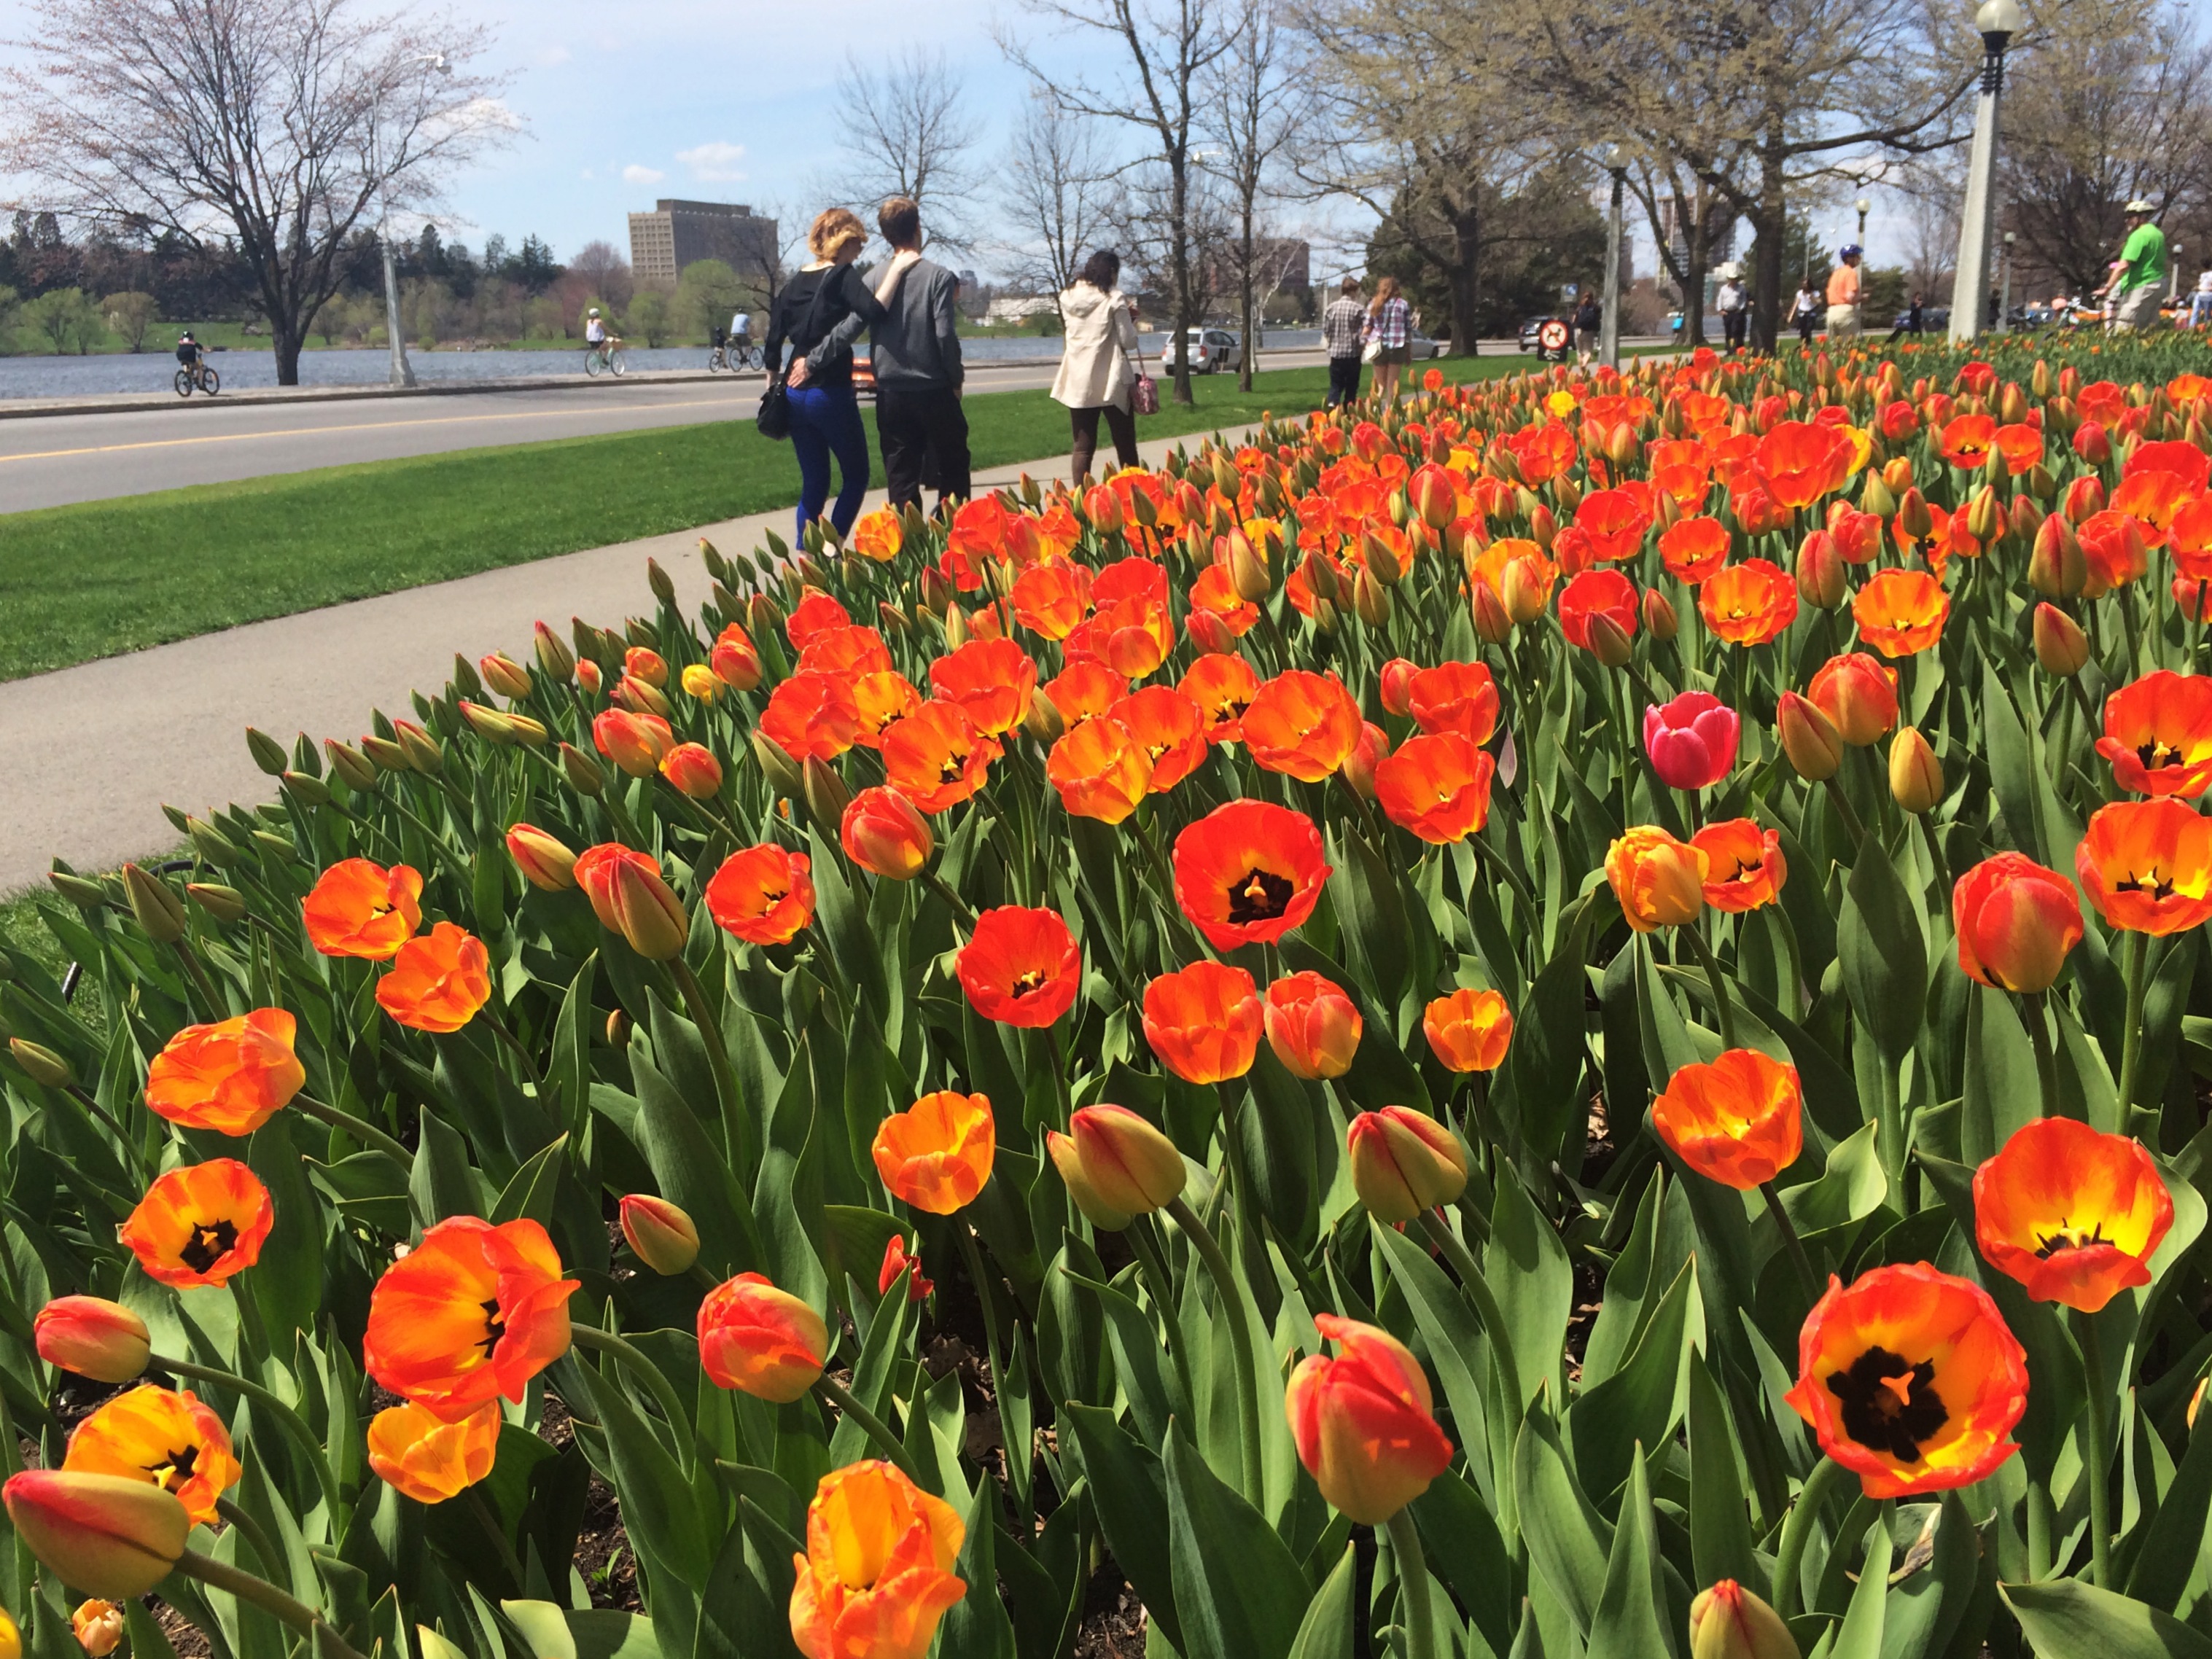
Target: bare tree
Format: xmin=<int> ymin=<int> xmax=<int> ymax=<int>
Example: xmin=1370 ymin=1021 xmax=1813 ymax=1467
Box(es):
xmin=1000 ymin=93 xmax=1114 ymax=311
xmin=1002 ymin=0 xmax=1238 ymax=407
xmin=1 ymin=0 xmax=509 ymax=383
xmin=1201 ymin=0 xmax=1306 ymax=389
xmin=834 ymin=49 xmax=981 ymax=247
xmin=567 ymin=240 xmax=634 ymax=313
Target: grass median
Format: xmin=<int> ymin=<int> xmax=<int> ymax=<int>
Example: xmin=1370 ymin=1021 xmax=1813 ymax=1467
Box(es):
xmin=0 ymin=356 xmax=1538 ymax=682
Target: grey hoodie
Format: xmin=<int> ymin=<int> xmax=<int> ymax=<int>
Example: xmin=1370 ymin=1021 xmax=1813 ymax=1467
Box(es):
xmin=871 ymin=257 xmax=965 ymax=391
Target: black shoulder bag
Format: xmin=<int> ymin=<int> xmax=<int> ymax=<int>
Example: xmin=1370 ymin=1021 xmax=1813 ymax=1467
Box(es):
xmin=756 ymin=274 xmax=836 ymax=442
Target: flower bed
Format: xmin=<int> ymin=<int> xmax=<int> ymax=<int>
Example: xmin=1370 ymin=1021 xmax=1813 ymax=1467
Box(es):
xmin=8 ymin=334 xmax=2212 ymax=1659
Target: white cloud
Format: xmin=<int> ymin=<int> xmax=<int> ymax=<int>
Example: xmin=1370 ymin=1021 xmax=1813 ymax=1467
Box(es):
xmin=534 ymin=43 xmax=572 ymax=66
xmin=622 ymin=164 xmax=667 ymax=186
xmin=676 ymin=141 xmax=748 ymax=183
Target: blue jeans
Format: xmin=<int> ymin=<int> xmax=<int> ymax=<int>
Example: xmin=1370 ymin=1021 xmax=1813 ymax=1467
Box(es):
xmin=788 ymin=384 xmax=870 ymax=539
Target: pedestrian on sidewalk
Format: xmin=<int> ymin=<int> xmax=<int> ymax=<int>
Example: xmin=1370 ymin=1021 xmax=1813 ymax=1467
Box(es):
xmin=766 ymin=208 xmax=916 ymax=540
xmin=1364 ymin=276 xmax=1411 ymax=402
xmin=871 ymin=195 xmax=970 ymax=516
xmin=2101 ymin=200 xmax=2168 ymax=332
xmin=1885 ymin=289 xmax=1925 ymax=343
xmin=1791 ymin=280 xmax=1823 ymax=345
xmin=1716 ymin=273 xmax=1748 ymax=351
xmin=1322 ymin=276 xmax=1365 ymax=407
xmin=1572 ymin=288 xmax=1602 ymax=364
xmin=1050 ymin=249 xmax=1142 ymax=485
xmin=1825 ymin=243 xmax=1864 ymax=341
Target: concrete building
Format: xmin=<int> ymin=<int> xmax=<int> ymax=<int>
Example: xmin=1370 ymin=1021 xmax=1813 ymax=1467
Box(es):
xmin=627 ymin=200 xmax=779 ymax=287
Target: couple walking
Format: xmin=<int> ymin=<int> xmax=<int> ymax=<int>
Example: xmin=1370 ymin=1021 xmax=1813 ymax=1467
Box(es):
xmin=763 ymin=198 xmax=971 ymax=539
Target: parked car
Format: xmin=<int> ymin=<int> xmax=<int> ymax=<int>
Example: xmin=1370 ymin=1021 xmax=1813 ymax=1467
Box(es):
xmin=1159 ymin=328 xmax=1242 ymax=373
xmin=1518 ymin=317 xmax=1554 ymax=351
xmin=1406 ymin=330 xmax=1444 ymax=360
xmin=1888 ymin=306 xmax=1952 ymax=333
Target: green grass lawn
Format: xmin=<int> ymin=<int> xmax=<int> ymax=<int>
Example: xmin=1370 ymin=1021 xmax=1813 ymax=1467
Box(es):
xmin=0 ymin=358 xmax=1539 ymax=683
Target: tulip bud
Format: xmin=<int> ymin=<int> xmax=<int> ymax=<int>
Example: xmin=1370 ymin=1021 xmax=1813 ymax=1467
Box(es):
xmin=9 ymin=1039 xmax=71 ymax=1089
xmin=2033 ymin=604 xmax=2090 ymax=676
xmin=559 ymin=742 xmax=607 ymax=797
xmin=395 ymin=721 xmax=443 ymax=776
xmin=1051 ymin=1104 xmax=1187 ymax=1227
xmin=1889 ymin=727 xmax=1944 ymax=814
xmin=525 ymin=624 xmax=571 ymax=686
xmin=479 ymin=652 xmax=532 ymax=700
xmin=1471 ymin=580 xmax=1514 ymax=644
xmin=184 ymin=883 xmax=246 ymax=923
xmin=1353 ymin=564 xmax=1393 ymax=628
xmin=662 ymin=742 xmax=725 ymax=801
xmin=619 ymin=1195 xmax=701 ymax=1275
xmin=1586 ymin=612 xmax=1635 ymax=669
xmin=1264 ymin=972 xmax=1363 ymax=1080
xmin=1858 ymin=471 xmax=1896 ymax=518
xmin=1048 ymin=1129 xmax=1135 ymax=1230
xmin=1527 ymin=501 xmax=1558 ymax=550
xmin=72 ymin=1603 xmax=123 ymax=1659
xmin=801 ymin=756 xmax=852 ymax=828
xmin=2 ymin=1471 xmax=190 ymax=1599
xmin=1689 ymin=1580 xmax=1800 ymax=1659
xmin=1341 ymin=721 xmax=1385 ymax=800
xmin=459 ymin=701 xmax=517 ymax=746
xmin=1500 ymin=558 xmax=1548 ymax=625
xmin=2009 ymin=493 xmax=2045 ymax=544
xmin=2029 ymin=515 xmax=2087 ymax=598
xmin=1777 ymin=692 xmax=1844 ymax=782
xmin=507 ymin=824 xmax=579 ymax=891
xmin=1883 ymin=455 xmax=1915 ymax=493
xmin=1348 ymin=1108 xmax=1469 ymax=1224
xmin=1023 ymin=688 xmax=1066 ymax=744
xmin=1227 ymin=532 xmax=1271 ymax=603
xmin=48 ymin=870 xmax=106 ymax=908
xmin=121 ymin=864 xmax=185 ymax=944
xmin=34 ymin=1297 xmax=149 ymax=1383
xmin=1379 ymin=658 xmax=1420 ymax=718
xmin=1896 ymin=486 xmax=1934 ymax=542
xmin=1304 ymin=551 xmax=1341 ymax=606
xmin=1642 ymin=585 xmax=1679 ymax=641
xmin=359 ymin=731 xmax=412 ymax=772
xmin=2075 ymin=421 xmax=2113 ymax=465
xmin=841 ymin=787 xmax=935 ymax=879
xmin=244 ymin=726 xmax=289 ymax=776
xmin=1796 ymin=531 xmax=1846 ymax=610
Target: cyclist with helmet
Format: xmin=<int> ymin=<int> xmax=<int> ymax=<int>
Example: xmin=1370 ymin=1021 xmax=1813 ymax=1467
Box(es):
xmin=1826 ymin=243 xmax=1864 ymax=340
xmin=583 ymin=306 xmax=621 ymax=369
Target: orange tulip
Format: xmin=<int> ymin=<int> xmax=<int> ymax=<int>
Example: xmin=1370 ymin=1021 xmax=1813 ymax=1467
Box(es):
xmin=786 ymin=593 xmax=853 ymax=648
xmin=1659 ymin=517 xmax=1730 ymax=585
xmin=710 ymin=623 xmax=763 ymax=691
xmin=2095 ymin=671 xmax=2212 ymax=797
xmin=1045 ymin=660 xmax=1128 ymax=728
xmin=1784 ymin=1262 xmax=2027 ymax=1498
xmin=1284 ymin=1314 xmax=1454 ymax=1523
xmin=592 ymin=707 xmax=677 ymax=778
xmin=1937 ymin=413 xmax=1996 ymax=469
xmin=760 ymin=672 xmax=862 ymax=762
xmin=1606 ymin=826 xmax=1707 ymax=932
xmin=1374 ymin=732 xmax=1497 ymax=844
xmin=1172 ymin=800 xmax=1331 ymax=949
xmin=367 ymin=1400 xmax=500 ymax=1504
xmin=1689 ymin=1581 xmax=1799 ymax=1659
xmin=1045 ymin=716 xmax=1153 ymax=824
xmin=1242 ymin=671 xmax=1363 ymax=781
xmin=1422 ymin=988 xmax=1512 ymax=1071
xmin=705 ymin=844 xmax=816 ymax=946
xmin=660 ymin=742 xmax=725 ymax=800
xmin=618 ymin=1194 xmax=701 ymax=1275
xmin=929 ymin=638 xmax=1040 ymax=738
xmin=882 ymin=700 xmax=1000 ymax=813
xmin=1974 ymin=1116 xmax=2174 ymax=1313
xmin=1852 ymin=568 xmax=1950 ymax=657
xmin=574 ymin=844 xmax=690 ymax=961
xmin=1651 ymin=1049 xmax=1803 ymax=1189
xmin=787 ymin=1461 xmax=967 ymax=1659
xmin=34 ymin=1298 xmax=149 ymax=1384
xmin=1951 ymin=854 xmax=2083 ymax=993
xmin=849 ymin=671 xmax=922 ymax=750
xmin=872 ymin=1092 xmax=996 ymax=1214
xmin=1047 ymin=1104 xmax=1186 ymax=1226
xmin=852 ymin=507 xmax=904 ymax=563
xmin=1188 ymin=562 xmax=1258 ymax=639
xmin=2075 ymin=799 xmax=2212 ymax=935
xmin=1699 ymin=558 xmax=1799 ymax=646
xmin=143 ymin=1008 xmax=305 ymax=1136
xmin=117 ymin=1158 xmax=272 ymax=1289
xmin=1263 ymin=972 xmax=1363 ymax=1080
xmin=698 ymin=1273 xmax=828 ymax=1402
xmin=63 ymin=1386 xmax=240 ymax=1527
xmin=1777 ymin=691 xmax=1845 ymax=781
xmin=1011 ymin=562 xmax=1093 ymax=640
xmin=376 ymin=921 xmax=492 ymax=1032
xmin=1 ymin=1470 xmax=190 ymax=1599
xmin=1142 ymin=960 xmax=1263 ymax=1085
xmin=506 ymin=824 xmax=579 ymax=891
xmin=1179 ymin=653 xmax=1261 ymax=744
xmin=365 ymin=1217 xmax=579 ymax=1421
xmin=1347 ymin=1108 xmax=1468 ymax=1223
xmin=301 ymin=858 xmax=422 ymax=959
xmin=72 ymin=1602 xmax=122 ymax=1658
xmin=1808 ymin=652 xmax=1899 ymax=746
xmin=1111 ymin=685 xmax=1208 ymax=791
xmin=1405 ymin=661 xmax=1500 ymax=745
xmin=1753 ymin=420 xmax=1854 ymax=509
xmin=1557 ymin=569 xmax=1638 ymax=654
xmin=841 ymin=788 xmax=935 ymax=880
xmin=1689 ymin=819 xmax=1786 ymax=913
xmin=879 ymin=1235 xmax=933 ymax=1302
xmin=957 ymin=907 xmax=1081 ymax=1027
xmin=798 ymin=625 xmax=893 ymax=678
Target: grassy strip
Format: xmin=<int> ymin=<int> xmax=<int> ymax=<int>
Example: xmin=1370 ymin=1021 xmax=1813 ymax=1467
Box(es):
xmin=0 ymin=357 xmax=1535 ymax=682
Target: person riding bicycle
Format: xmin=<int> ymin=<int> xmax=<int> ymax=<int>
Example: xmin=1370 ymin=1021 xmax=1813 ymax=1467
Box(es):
xmin=584 ymin=308 xmax=620 ymax=362
xmin=175 ymin=330 xmax=202 ymax=370
xmin=731 ymin=308 xmax=752 ymax=348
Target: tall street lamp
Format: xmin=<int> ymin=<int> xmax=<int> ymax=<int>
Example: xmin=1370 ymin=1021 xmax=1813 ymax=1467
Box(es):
xmin=1949 ymin=0 xmax=2022 ymax=342
xmin=1999 ymin=230 xmax=2016 ymax=332
xmin=1855 ymin=196 xmax=1871 ymax=250
xmin=1601 ymin=144 xmax=1626 ymax=370
xmin=377 ymin=52 xmax=452 ymax=389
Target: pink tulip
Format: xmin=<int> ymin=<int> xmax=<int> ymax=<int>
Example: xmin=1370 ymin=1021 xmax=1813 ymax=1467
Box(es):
xmin=1643 ymin=692 xmax=1740 ymax=791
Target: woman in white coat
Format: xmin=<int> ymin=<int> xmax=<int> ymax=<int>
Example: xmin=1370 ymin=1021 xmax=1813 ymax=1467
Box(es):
xmin=1051 ymin=250 xmax=1142 ymax=485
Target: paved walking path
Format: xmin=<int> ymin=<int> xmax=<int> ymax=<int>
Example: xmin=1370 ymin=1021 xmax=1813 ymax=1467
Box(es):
xmin=0 ymin=427 xmax=1242 ymax=893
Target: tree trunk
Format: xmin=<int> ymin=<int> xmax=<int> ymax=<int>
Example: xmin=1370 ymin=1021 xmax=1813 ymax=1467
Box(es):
xmin=1238 ymin=198 xmax=1256 ymax=393
xmin=1750 ymin=127 xmax=1787 ymax=351
xmin=1169 ymin=159 xmax=1194 ymax=407
xmin=1682 ymin=205 xmax=1709 ymax=350
xmin=273 ymin=324 xmax=304 ymax=385
xmin=1449 ymin=203 xmax=1481 ymax=356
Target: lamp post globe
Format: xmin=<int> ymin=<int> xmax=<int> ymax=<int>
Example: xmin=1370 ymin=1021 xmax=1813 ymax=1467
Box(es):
xmin=1948 ymin=0 xmax=2021 ymax=341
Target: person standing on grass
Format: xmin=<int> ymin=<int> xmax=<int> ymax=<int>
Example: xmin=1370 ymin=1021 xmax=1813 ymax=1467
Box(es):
xmin=2101 ymin=200 xmax=2168 ymax=332
xmin=1050 ymin=249 xmax=1142 ymax=485
xmin=767 ymin=208 xmax=915 ymax=540
xmin=1322 ymin=276 xmax=1365 ymax=407
xmin=1716 ymin=273 xmax=1748 ymax=351
xmin=1791 ymin=280 xmax=1823 ymax=344
xmin=1825 ymin=243 xmax=1864 ymax=341
xmin=870 ymin=195 xmax=970 ymax=515
xmin=1365 ymin=276 xmax=1411 ymax=402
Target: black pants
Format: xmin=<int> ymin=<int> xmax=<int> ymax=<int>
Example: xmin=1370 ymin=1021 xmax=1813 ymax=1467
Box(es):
xmin=1326 ymin=354 xmax=1362 ymax=407
xmin=876 ymin=384 xmax=971 ymax=511
xmin=1069 ymin=402 xmax=1138 ymax=483
xmin=1722 ymin=310 xmax=1748 ymax=350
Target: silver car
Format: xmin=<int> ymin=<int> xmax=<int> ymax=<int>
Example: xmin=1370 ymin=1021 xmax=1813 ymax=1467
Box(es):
xmin=1159 ymin=327 xmax=1243 ymax=373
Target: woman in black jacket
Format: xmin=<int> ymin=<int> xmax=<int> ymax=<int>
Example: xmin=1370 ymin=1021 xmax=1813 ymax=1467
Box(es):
xmin=763 ymin=208 xmax=916 ymax=539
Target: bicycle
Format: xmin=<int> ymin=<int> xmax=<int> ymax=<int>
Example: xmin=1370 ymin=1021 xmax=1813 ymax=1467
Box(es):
xmin=583 ymin=340 xmax=627 ymax=378
xmin=173 ymin=358 xmax=221 ymax=397
xmin=707 ymin=340 xmax=760 ymax=372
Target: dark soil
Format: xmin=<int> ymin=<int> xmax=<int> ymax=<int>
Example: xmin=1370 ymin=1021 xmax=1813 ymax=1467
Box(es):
xmin=538 ymin=1394 xmax=641 ymax=1612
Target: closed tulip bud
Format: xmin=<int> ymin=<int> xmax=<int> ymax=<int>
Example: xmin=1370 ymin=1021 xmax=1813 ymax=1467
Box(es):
xmin=1796 ymin=531 xmax=1846 ymax=609
xmin=1264 ymin=972 xmax=1363 ymax=1080
xmin=2029 ymin=515 xmax=2087 ymax=598
xmin=9 ymin=1039 xmax=71 ymax=1089
xmin=459 ymin=701 xmax=517 ymax=746
xmin=1471 ymin=579 xmax=1515 ymax=644
xmin=359 ymin=731 xmax=412 ymax=772
xmin=34 ymin=1298 xmax=149 ymax=1383
xmin=1553 ymin=475 xmax=1581 ymax=514
xmin=531 ymin=622 xmax=575 ymax=683
xmin=1896 ymin=486 xmax=1934 ymax=542
xmin=2076 ymin=421 xmax=2113 ymax=465
xmin=1642 ymin=585 xmax=1679 ymax=641
xmin=48 ymin=870 xmax=106 ymax=908
xmin=647 ymin=557 xmax=676 ymax=605
xmin=575 ymin=845 xmax=690 ymax=961
xmin=1046 ymin=1128 xmax=1135 ymax=1229
xmin=1500 ymin=558 xmax=1548 ymax=625
xmin=244 ymin=726 xmax=288 ymax=776
xmin=184 ymin=883 xmax=246 ymax=922
xmin=317 ymin=740 xmax=373 ymax=792
xmin=1858 ymin=471 xmax=1896 ymax=517
xmin=1966 ymin=483 xmax=2002 ymax=544
xmin=801 ymin=757 xmax=852 ymax=829
xmin=2033 ymin=603 xmax=2090 ymax=676
xmin=2010 ymin=494 xmax=2045 ymax=544
xmin=506 ymin=824 xmax=579 ymax=891
xmin=1882 ymin=455 xmax=1915 ymax=493
xmin=1061 ymin=1105 xmax=1187 ymax=1220
xmin=1379 ymin=658 xmax=1420 ymax=718
xmin=878 ymin=601 xmax=911 ymax=635
xmin=1889 ymin=727 xmax=1944 ymax=813
xmin=1586 ymin=612 xmax=1635 ymax=668
xmin=2 ymin=1471 xmax=190 ymax=1600
xmin=1689 ymin=1581 xmax=1801 ymax=1659
xmin=1341 ymin=721 xmax=1385 ymax=800
xmin=2024 ymin=461 xmax=2057 ymax=501
xmin=560 ymin=742 xmax=607 ymax=797
xmin=72 ymin=1601 xmax=122 ymax=1658
xmin=619 ymin=1195 xmax=701 ymax=1275
xmin=2063 ymin=475 xmax=2106 ymax=524
xmin=1083 ymin=483 xmax=1123 ymax=532
xmin=1777 ymin=692 xmax=1845 ymax=781
xmin=1608 ymin=421 xmax=1641 ymax=467
xmin=661 ymin=743 xmax=725 ymax=801
xmin=449 ymin=652 xmax=486 ymax=703
xmin=749 ymin=733 xmax=803 ymax=797
xmin=1409 ymin=463 xmax=1457 ymax=530
xmin=679 ymin=663 xmax=720 ymax=702
xmin=1313 ymin=597 xmax=1340 ymax=634
xmin=1227 ymin=531 xmax=1271 ymax=602
xmin=479 ymin=652 xmax=532 ymax=699
xmin=1304 ymin=550 xmax=1342 ymax=605
xmin=249 ymin=830 xmax=295 ymax=860
xmin=1527 ymin=501 xmax=1558 ymax=550
xmin=1347 ymin=1108 xmax=1468 ymax=1224
xmin=1185 ymin=607 xmax=1232 ymax=654
xmin=121 ymin=864 xmax=185 ymax=944
xmin=1353 ymin=563 xmax=1393 ymax=628
xmin=841 ymin=786 xmax=935 ymax=879
xmin=1023 ymin=688 xmax=1066 ymax=743
xmin=395 ymin=722 xmax=443 ymax=775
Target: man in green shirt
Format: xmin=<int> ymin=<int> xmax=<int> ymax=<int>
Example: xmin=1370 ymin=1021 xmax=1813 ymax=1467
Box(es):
xmin=2108 ymin=199 xmax=2168 ymax=331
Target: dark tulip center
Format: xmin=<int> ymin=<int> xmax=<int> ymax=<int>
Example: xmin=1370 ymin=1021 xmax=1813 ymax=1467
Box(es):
xmin=939 ymin=755 xmax=965 ymax=783
xmin=1828 ymin=1344 xmax=1947 ymax=1463
xmin=2116 ymin=864 xmax=2178 ymax=900
xmin=180 ymin=1218 xmax=239 ymax=1273
xmin=2036 ymin=1220 xmax=2112 ymax=1257
xmin=1227 ymin=867 xmax=1295 ymax=924
xmin=478 ymin=1297 xmax=506 ymax=1357
xmin=1012 ymin=969 xmax=1048 ymax=997
xmin=2138 ymin=739 xmax=2182 ymax=770
xmin=146 ymin=1443 xmax=200 ymax=1491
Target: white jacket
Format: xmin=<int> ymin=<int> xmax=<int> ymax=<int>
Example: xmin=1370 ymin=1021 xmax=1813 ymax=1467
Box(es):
xmin=1051 ymin=284 xmax=1140 ymax=412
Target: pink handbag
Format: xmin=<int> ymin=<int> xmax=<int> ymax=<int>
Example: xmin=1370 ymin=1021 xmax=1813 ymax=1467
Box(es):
xmin=1131 ymin=372 xmax=1159 ymax=416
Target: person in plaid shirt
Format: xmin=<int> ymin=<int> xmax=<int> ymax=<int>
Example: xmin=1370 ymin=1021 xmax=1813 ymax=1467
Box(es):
xmin=1366 ymin=275 xmax=1411 ymax=402
xmin=1323 ymin=276 xmax=1366 ymax=407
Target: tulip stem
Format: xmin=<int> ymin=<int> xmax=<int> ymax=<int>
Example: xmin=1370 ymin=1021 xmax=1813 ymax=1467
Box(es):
xmin=812 ymin=1373 xmax=923 ymax=1483
xmin=2025 ymin=991 xmax=2063 ymax=1122
xmin=213 ymin=1496 xmax=285 ymax=1578
xmin=2116 ymin=928 xmax=2149 ymax=1120
xmin=955 ymin=1223 xmax=1005 ymax=1381
xmin=1130 ymin=1217 xmax=1201 ymax=1419
xmin=666 ymin=959 xmax=746 ymax=1173
xmin=1381 ymin=1507 xmax=1438 ymax=1659
xmin=1414 ymin=1210 xmax=1524 ymax=1422
xmin=1772 ymin=1455 xmax=1854 ymax=1622
xmin=152 ymin=1353 xmax=344 ymax=1520
xmin=569 ymin=1323 xmax=699 ymax=1471
xmin=2078 ymin=1309 xmax=2114 ymax=1589
xmin=1758 ymin=1181 xmax=1822 ymax=1305
xmin=466 ymin=1486 xmax=528 ymax=1587
xmin=174 ymin=1547 xmax=370 ymax=1659
xmin=1681 ymin=924 xmax=1739 ymax=1052
xmin=1166 ymin=1195 xmax=1266 ymax=1507
xmin=63 ymin=1083 xmax=147 ymax=1176
xmin=922 ymin=867 xmax=980 ymax=928
xmin=481 ymin=1006 xmax=542 ymax=1086
xmin=1820 ymin=776 xmax=1869 ymax=846
xmin=291 ymin=1092 xmax=415 ymax=1174
xmin=174 ymin=939 xmax=226 ymax=1022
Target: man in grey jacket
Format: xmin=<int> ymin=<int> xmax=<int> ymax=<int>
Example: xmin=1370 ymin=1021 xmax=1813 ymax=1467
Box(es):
xmin=871 ymin=197 xmax=970 ymax=512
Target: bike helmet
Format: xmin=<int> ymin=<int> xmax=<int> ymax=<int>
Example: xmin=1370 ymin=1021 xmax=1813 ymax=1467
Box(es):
xmin=588 ymin=307 xmax=601 ymax=316
xmin=1839 ymin=243 xmax=1863 ymax=259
